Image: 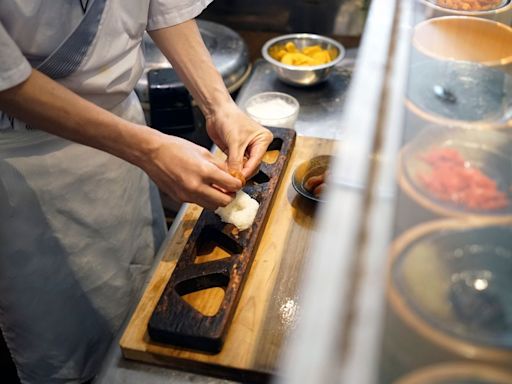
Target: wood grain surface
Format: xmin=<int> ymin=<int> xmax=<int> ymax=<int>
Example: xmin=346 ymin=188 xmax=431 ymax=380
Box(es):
xmin=120 ymin=136 xmax=337 ymax=382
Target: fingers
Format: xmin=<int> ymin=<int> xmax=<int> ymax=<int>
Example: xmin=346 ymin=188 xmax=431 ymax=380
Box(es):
xmin=242 ymin=130 xmax=273 ymax=178
xmin=208 ymin=160 xmax=243 ymax=191
xmin=242 ymin=144 xmax=268 ymax=179
xmin=193 ymin=184 xmax=235 ymax=210
xmin=227 ymin=148 xmax=244 ymax=172
xmin=228 ymin=169 xmax=246 ymax=186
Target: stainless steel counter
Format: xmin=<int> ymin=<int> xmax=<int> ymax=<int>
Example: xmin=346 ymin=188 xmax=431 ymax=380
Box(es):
xmin=237 ymin=52 xmax=356 ymax=140
xmin=93 ymin=49 xmax=356 ymax=384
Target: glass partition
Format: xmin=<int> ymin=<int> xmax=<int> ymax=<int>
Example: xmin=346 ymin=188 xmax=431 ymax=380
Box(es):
xmin=380 ymin=1 xmax=512 ymax=383
xmin=277 ymin=1 xmax=512 ymax=384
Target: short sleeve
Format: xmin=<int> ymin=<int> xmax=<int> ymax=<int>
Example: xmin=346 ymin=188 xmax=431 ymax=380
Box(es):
xmin=0 ymin=22 xmax=31 ymax=92
xmin=147 ymin=0 xmax=214 ymax=31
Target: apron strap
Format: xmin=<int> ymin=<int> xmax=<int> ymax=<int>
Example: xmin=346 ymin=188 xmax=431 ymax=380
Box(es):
xmin=34 ymin=0 xmax=108 ymax=79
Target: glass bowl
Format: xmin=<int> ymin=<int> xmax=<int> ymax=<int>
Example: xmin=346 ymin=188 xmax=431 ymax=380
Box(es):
xmin=394 ymin=362 xmax=512 ymax=384
xmin=424 ymin=0 xmax=509 ymax=12
xmin=388 ymin=220 xmax=512 ymax=363
xmin=399 ymin=126 xmax=512 ymax=220
xmin=406 ymin=60 xmax=512 ymax=127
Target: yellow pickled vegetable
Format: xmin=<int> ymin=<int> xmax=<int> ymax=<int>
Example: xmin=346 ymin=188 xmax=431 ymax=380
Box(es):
xmin=302 ymin=45 xmax=323 ymax=56
xmin=312 ymin=51 xmax=331 ymax=65
xmin=284 ymin=42 xmax=298 ymax=53
xmin=275 ymin=49 xmax=288 ymax=60
xmin=280 ymin=53 xmax=295 ymax=65
xmin=269 ymin=41 xmax=335 ymax=66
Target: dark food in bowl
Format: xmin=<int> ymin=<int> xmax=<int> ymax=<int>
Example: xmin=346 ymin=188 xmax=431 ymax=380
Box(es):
xmin=431 ymin=0 xmax=507 ymax=11
xmin=449 ymin=275 xmax=508 ymax=333
xmin=391 ymin=224 xmax=512 ymax=351
xmin=417 ymin=147 xmax=510 ymax=211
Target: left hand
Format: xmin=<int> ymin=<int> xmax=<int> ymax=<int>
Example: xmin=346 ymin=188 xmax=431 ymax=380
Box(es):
xmin=205 ymin=101 xmax=273 ymax=179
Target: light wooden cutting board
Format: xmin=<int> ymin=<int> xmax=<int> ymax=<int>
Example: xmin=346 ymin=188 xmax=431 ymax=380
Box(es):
xmin=120 ymin=136 xmax=337 ymax=382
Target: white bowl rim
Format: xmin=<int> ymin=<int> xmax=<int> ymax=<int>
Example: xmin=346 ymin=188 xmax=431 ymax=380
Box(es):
xmin=261 ymin=33 xmax=346 ymax=71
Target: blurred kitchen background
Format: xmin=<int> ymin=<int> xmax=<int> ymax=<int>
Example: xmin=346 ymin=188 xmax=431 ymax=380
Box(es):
xmin=201 ymin=0 xmax=368 ymax=59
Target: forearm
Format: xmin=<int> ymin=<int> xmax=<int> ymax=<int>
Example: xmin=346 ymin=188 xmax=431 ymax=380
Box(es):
xmin=0 ymin=69 xmax=161 ymax=167
xmin=148 ymin=19 xmax=273 ymax=177
xmin=148 ymin=19 xmax=235 ymax=119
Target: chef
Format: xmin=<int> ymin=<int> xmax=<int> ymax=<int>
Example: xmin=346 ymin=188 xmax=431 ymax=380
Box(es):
xmin=0 ymin=1 xmax=272 ymax=383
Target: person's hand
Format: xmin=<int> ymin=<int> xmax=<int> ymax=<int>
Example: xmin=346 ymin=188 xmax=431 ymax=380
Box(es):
xmin=143 ymin=132 xmax=242 ymax=210
xmin=205 ymin=101 xmax=273 ymax=179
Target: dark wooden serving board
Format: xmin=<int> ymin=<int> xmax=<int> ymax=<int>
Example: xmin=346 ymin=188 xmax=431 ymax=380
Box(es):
xmin=148 ymin=127 xmax=296 ymax=353
xmin=120 ymin=135 xmax=336 ymax=382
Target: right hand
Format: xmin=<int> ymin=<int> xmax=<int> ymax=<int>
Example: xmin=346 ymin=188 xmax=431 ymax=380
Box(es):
xmin=143 ymin=133 xmax=242 ymax=210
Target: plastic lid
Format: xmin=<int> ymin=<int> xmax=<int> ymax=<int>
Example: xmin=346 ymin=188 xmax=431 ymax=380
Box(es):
xmin=391 ymin=224 xmax=512 ymax=350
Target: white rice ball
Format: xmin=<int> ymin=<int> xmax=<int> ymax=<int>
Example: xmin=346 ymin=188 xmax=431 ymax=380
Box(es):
xmin=215 ymin=191 xmax=259 ymax=231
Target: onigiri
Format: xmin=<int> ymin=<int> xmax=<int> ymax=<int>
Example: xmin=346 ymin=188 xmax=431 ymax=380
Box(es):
xmin=215 ymin=191 xmax=259 ymax=231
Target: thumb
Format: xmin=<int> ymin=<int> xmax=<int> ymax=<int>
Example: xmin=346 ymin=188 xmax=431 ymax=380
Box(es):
xmin=227 ymin=147 xmax=245 ymax=172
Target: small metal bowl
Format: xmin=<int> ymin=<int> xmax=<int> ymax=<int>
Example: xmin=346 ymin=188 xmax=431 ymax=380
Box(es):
xmin=292 ymin=155 xmax=332 ymax=203
xmin=262 ymin=33 xmax=345 ymax=87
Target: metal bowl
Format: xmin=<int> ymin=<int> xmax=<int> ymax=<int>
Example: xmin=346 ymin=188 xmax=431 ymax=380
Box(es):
xmin=262 ymin=33 xmax=345 ymax=87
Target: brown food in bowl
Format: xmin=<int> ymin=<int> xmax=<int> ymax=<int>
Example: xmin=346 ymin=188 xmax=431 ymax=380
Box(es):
xmin=432 ymin=0 xmax=505 ymax=11
xmin=304 ymin=173 xmax=324 ymax=191
xmin=313 ymin=183 xmax=326 ymax=197
xmin=304 ymin=170 xmax=329 ymax=198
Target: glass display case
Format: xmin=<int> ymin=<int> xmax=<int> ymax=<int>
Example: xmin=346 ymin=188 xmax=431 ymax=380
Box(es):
xmin=276 ymin=1 xmax=512 ymax=383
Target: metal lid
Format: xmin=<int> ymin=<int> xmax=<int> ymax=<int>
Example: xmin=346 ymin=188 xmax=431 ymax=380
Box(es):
xmin=136 ymin=20 xmax=250 ymax=104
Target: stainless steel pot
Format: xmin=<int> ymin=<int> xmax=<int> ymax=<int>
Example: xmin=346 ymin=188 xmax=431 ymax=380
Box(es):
xmin=135 ymin=19 xmax=251 ymax=122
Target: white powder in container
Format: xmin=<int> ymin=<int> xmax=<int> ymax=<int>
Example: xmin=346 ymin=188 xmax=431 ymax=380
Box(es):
xmin=245 ymin=92 xmax=299 ymax=129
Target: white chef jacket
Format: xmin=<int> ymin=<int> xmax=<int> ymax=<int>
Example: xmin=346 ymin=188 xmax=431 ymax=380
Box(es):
xmin=0 ymin=0 xmax=213 ymax=127
xmin=0 ymin=1 xmax=213 ymax=383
